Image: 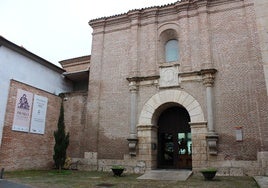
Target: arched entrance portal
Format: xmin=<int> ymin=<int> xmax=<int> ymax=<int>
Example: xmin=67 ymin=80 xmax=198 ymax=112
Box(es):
xmin=157 ymin=106 xmax=192 ymax=169
xmin=137 ymin=90 xmax=205 ymax=170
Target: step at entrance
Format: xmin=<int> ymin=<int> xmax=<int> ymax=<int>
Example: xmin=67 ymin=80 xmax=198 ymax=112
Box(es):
xmin=137 ymin=169 xmax=192 ymax=181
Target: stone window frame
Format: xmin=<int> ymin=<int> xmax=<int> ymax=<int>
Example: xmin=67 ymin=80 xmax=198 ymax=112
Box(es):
xmin=158 ymin=23 xmax=180 ymax=65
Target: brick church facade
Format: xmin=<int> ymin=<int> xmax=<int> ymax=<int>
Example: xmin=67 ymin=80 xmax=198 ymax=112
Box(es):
xmin=1 ymin=0 xmax=268 ymax=176
xmin=80 ymin=0 xmax=268 ymax=175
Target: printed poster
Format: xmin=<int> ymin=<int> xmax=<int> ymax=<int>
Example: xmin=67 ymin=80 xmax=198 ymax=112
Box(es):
xmin=12 ymin=89 xmax=33 ymax=132
xmin=30 ymin=95 xmax=48 ymax=134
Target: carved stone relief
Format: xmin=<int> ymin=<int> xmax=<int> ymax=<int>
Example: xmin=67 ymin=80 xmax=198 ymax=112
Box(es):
xmin=159 ymin=65 xmax=179 ymax=87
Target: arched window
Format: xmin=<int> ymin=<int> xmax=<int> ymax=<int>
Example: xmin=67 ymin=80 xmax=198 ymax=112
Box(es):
xmin=165 ymin=39 xmax=179 ymax=62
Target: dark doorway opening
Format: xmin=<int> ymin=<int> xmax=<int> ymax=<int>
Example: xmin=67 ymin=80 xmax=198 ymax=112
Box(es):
xmin=157 ymin=106 xmax=192 ymax=169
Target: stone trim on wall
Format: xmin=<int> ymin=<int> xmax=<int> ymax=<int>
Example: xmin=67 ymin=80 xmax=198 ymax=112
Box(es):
xmin=137 ymin=125 xmax=158 ymax=170
xmin=136 ymin=89 xmax=206 ymax=170
xmin=190 ymin=122 xmax=208 ymax=170
xmin=138 ymin=89 xmax=205 ymax=125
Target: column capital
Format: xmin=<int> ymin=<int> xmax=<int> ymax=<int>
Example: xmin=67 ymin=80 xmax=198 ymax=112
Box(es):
xmin=201 ymin=68 xmax=217 ymax=87
xmin=129 ymin=81 xmax=138 ymax=92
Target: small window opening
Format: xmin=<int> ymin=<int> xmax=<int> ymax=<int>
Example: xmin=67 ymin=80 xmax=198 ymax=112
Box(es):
xmin=165 ymin=39 xmax=179 ymax=62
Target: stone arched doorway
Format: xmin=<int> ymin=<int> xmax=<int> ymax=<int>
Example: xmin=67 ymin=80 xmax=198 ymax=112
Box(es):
xmin=157 ymin=105 xmax=192 ymax=169
xmin=137 ymin=90 xmax=206 ymax=170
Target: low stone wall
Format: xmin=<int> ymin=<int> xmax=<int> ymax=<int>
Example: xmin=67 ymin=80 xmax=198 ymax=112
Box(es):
xmin=72 ymin=151 xmax=268 ymax=176
xmin=258 ymin=151 xmax=268 ymax=176
xmin=193 ymin=151 xmax=268 ymax=176
xmin=72 ymin=152 xmax=146 ymax=174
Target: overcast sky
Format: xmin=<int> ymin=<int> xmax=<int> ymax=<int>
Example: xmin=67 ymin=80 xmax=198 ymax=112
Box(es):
xmin=1 ymin=0 xmax=176 ymax=67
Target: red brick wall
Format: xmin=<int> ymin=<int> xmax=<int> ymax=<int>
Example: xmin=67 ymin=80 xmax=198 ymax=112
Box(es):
xmin=211 ymin=2 xmax=267 ymax=160
xmin=0 ymin=80 xmax=61 ymax=170
xmin=88 ymin=0 xmax=268 ymax=164
xmin=63 ymin=92 xmax=88 ymax=158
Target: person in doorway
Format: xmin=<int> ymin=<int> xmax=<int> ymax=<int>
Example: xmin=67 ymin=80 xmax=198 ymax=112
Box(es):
xmin=179 ymin=138 xmax=187 ymax=154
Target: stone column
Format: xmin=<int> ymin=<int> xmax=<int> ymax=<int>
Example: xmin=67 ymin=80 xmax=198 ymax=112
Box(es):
xmin=203 ymin=74 xmax=215 ymax=133
xmin=126 ymin=11 xmax=140 ymax=155
xmin=127 ymin=81 xmax=138 ymax=156
xmin=201 ymin=69 xmax=219 ymax=155
xmin=129 ymin=81 xmax=138 ymax=139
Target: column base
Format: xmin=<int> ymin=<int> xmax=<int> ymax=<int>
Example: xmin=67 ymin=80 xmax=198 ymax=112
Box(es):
xmin=127 ymin=137 xmax=138 ymax=156
xmin=206 ymin=132 xmax=219 ymax=155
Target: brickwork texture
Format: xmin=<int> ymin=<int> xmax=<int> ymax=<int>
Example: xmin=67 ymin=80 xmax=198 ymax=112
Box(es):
xmin=0 ymin=80 xmax=61 ymax=170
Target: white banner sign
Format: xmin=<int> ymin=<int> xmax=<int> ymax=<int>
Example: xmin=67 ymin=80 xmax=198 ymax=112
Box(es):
xmin=30 ymin=95 xmax=48 ymax=134
xmin=12 ymin=89 xmax=33 ymax=132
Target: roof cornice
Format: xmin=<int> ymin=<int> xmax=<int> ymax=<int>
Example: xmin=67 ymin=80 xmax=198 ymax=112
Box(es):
xmin=89 ymin=1 xmax=176 ymax=26
xmin=88 ymin=0 xmax=246 ymax=28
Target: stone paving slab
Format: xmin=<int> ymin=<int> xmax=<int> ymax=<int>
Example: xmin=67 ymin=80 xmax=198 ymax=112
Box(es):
xmin=0 ymin=179 xmax=32 ymax=188
xmin=137 ymin=169 xmax=192 ymax=181
xmin=254 ymin=176 xmax=268 ymax=188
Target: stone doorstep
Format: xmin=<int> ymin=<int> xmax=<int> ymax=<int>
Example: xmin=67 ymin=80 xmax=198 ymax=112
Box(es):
xmin=254 ymin=176 xmax=268 ymax=188
xmin=137 ymin=169 xmax=192 ymax=181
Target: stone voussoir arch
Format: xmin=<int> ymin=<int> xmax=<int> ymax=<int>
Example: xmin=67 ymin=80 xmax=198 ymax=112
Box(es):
xmin=138 ymin=89 xmax=205 ymax=125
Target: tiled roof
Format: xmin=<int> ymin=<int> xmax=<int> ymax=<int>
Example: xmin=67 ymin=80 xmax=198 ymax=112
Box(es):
xmin=89 ymin=0 xmax=182 ymax=23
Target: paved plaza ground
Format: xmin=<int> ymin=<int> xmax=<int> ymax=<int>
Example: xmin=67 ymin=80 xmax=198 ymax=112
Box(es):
xmin=0 ymin=170 xmax=264 ymax=188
